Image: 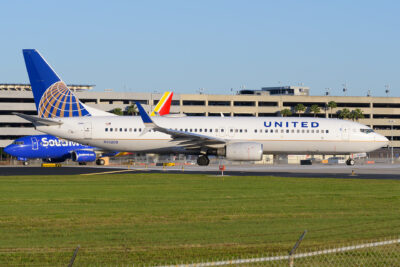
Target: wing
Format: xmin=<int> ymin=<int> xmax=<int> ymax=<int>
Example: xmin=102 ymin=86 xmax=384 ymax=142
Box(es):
xmin=135 ymin=101 xmax=226 ymax=149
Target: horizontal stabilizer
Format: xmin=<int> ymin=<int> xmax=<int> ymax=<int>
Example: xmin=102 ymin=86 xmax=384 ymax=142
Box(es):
xmin=13 ymin=112 xmax=63 ymax=126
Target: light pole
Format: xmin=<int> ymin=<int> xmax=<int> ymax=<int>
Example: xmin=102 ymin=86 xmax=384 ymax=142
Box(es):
xmin=389 ymin=120 xmax=395 ymax=164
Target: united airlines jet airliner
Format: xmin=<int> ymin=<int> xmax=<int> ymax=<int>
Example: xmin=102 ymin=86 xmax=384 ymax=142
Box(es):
xmin=16 ymin=49 xmax=389 ymax=166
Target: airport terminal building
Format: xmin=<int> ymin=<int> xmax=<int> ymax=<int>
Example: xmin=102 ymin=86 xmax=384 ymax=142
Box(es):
xmin=0 ymin=84 xmax=399 ymax=158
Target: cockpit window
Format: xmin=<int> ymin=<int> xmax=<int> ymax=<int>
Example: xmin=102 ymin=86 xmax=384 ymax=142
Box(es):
xmin=360 ymin=128 xmax=374 ymax=134
xmin=14 ymin=141 xmax=24 ymax=145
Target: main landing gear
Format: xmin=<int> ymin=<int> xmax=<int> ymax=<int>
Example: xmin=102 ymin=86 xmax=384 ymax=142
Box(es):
xmin=346 ymin=158 xmax=355 ymax=166
xmin=96 ymin=158 xmax=105 ymax=165
xmin=197 ymin=155 xmax=210 ymax=166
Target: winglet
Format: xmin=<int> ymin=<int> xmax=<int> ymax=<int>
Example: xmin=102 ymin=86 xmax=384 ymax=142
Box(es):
xmin=135 ymin=102 xmax=153 ymax=124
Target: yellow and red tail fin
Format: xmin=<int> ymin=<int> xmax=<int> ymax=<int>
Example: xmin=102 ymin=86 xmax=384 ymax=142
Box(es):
xmin=150 ymin=92 xmax=173 ymax=116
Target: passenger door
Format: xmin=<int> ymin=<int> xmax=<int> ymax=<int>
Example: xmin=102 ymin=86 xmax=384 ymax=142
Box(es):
xmin=83 ymin=122 xmax=92 ymax=139
xmin=31 ymin=137 xmax=38 ymax=150
xmin=341 ymin=125 xmax=350 ymax=140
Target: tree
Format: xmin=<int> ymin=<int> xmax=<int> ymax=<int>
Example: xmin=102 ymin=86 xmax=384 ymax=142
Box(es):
xmin=337 ymin=108 xmax=351 ymax=119
xmin=109 ymin=108 xmax=123 ymax=116
xmin=310 ymin=104 xmax=321 ymax=117
xmin=327 ymin=101 xmax=337 ymax=118
xmin=350 ymin=108 xmax=364 ymax=121
xmin=280 ymin=108 xmax=292 ymax=117
xmin=294 ymin=104 xmax=306 ymax=117
xmin=125 ymin=103 xmax=138 ymax=116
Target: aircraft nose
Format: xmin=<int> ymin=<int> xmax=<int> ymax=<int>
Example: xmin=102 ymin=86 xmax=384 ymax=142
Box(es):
xmin=4 ymin=145 xmax=13 ymax=156
xmin=376 ymin=133 xmax=389 ymax=146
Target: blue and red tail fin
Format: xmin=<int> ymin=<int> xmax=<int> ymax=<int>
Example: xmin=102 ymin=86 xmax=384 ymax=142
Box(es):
xmin=22 ymin=49 xmax=91 ymax=118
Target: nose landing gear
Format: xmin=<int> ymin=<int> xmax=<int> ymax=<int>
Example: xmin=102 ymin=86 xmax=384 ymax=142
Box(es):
xmin=197 ymin=155 xmax=210 ymax=166
xmin=346 ymin=158 xmax=355 ymax=166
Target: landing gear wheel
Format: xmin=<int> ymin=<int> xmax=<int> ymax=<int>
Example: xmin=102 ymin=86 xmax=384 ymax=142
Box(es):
xmin=23 ymin=161 xmax=29 ymax=166
xmin=346 ymin=159 xmax=355 ymax=166
xmin=79 ymin=162 xmax=87 ymax=166
xmin=197 ymin=155 xmax=210 ymax=166
xmin=96 ymin=158 xmax=105 ymax=165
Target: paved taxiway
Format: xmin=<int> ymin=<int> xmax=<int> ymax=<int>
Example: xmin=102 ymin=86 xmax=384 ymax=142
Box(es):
xmin=0 ymin=164 xmax=400 ymax=179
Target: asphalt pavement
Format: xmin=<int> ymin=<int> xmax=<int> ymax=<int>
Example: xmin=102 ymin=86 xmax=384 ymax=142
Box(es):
xmin=0 ymin=164 xmax=400 ymax=179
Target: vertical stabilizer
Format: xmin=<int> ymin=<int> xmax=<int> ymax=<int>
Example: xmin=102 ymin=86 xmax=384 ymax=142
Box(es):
xmin=22 ymin=49 xmax=91 ymax=118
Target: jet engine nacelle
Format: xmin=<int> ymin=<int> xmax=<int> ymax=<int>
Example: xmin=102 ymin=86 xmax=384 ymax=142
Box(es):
xmin=71 ymin=150 xmax=96 ymax=162
xmin=216 ymin=142 xmax=263 ymax=161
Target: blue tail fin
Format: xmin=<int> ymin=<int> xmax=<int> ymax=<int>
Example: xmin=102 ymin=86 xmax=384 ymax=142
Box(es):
xmin=22 ymin=49 xmax=91 ymax=118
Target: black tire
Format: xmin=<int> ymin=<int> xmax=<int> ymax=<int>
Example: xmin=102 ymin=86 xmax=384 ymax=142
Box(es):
xmin=197 ymin=155 xmax=210 ymax=166
xmin=23 ymin=161 xmax=29 ymax=166
xmin=79 ymin=162 xmax=87 ymax=166
xmin=346 ymin=159 xmax=355 ymax=166
xmin=96 ymin=159 xmax=105 ymax=165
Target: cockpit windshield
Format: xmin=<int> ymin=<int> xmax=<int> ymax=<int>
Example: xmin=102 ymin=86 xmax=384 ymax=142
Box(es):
xmin=360 ymin=128 xmax=374 ymax=134
xmin=13 ymin=141 xmax=24 ymax=145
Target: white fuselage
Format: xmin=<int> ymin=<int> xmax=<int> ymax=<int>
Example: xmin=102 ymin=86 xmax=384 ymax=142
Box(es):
xmin=35 ymin=116 xmax=388 ymax=155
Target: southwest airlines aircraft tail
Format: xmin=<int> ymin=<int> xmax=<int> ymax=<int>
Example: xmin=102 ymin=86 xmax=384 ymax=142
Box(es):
xmin=23 ymin=49 xmax=112 ymax=118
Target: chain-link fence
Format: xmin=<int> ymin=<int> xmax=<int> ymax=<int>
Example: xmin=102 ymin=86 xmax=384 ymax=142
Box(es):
xmin=158 ymin=237 xmax=400 ymax=267
xmin=1 ymin=237 xmax=399 ymax=266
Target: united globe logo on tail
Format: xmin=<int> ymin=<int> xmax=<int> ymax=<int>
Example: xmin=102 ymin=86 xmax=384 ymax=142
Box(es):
xmin=38 ymin=81 xmax=91 ymax=118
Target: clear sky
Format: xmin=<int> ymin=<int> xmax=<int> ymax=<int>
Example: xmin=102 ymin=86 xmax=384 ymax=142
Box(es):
xmin=1 ymin=0 xmax=399 ymax=96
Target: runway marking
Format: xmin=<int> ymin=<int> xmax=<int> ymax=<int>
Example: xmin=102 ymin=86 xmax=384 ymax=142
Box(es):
xmin=81 ymin=169 xmax=136 ymax=176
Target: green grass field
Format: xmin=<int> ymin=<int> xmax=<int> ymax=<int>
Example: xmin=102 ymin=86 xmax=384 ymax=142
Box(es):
xmin=0 ymin=173 xmax=399 ymax=266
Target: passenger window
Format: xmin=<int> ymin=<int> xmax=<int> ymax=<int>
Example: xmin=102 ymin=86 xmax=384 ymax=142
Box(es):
xmin=245 ymin=129 xmax=247 ymax=133
xmin=302 ymin=129 xmax=305 ymax=133
xmin=105 ymin=128 xmax=108 ymax=132
xmin=321 ymin=130 xmax=324 ymax=133
xmin=275 ymin=129 xmax=278 ymax=133
xmin=124 ymin=128 xmax=127 ymax=132
xmin=307 ymin=130 xmax=310 ymax=133
xmin=221 ymin=129 xmax=224 ymax=132
xmin=311 ymin=130 xmax=314 ymax=133
xmin=190 ymin=129 xmax=192 ymax=132
xmin=215 ymin=129 xmax=218 ymax=132
xmin=235 ymin=129 xmax=238 ymax=133
xmin=255 ymin=129 xmax=257 ymax=133
xmin=210 ymin=129 xmax=213 ymax=132
xmin=265 ymin=129 xmax=268 ymax=133
xmin=286 ymin=129 xmax=289 ymax=133
xmin=195 ymin=129 xmax=197 ymax=132
xmin=230 ymin=129 xmax=234 ymax=133
xmin=291 ymin=129 xmax=294 ymax=133
xmin=129 ymin=128 xmax=132 ymax=132
xmin=139 ymin=128 xmax=142 ymax=132
xmin=114 ymin=128 xmax=117 ymax=132
xmin=240 ymin=129 xmax=243 ymax=133
xmin=326 ymin=130 xmax=329 ymax=133
xmin=281 ymin=129 xmax=284 ymax=133
xmin=297 ymin=129 xmax=300 ymax=133
xmin=185 ymin=129 xmax=188 ymax=132
xmin=110 ymin=128 xmax=113 ymax=132
xmin=204 ymin=129 xmax=207 ymax=132
xmin=316 ymin=130 xmax=319 ymax=133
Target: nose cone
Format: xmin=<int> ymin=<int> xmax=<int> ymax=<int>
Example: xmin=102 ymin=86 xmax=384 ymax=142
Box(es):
xmin=4 ymin=145 xmax=15 ymax=156
xmin=376 ymin=133 xmax=389 ymax=146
